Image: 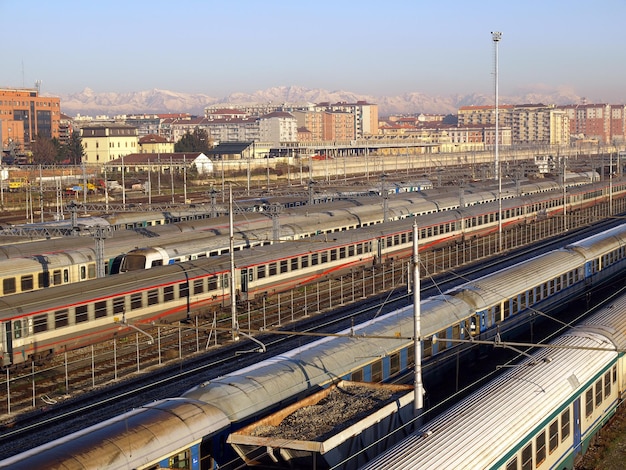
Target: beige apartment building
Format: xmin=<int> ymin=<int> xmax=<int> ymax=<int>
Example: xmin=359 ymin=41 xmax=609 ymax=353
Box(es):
xmin=80 ymin=123 xmax=138 ymax=164
xmin=138 ymin=134 xmax=175 ymax=154
xmin=458 ymin=104 xmax=570 ymax=146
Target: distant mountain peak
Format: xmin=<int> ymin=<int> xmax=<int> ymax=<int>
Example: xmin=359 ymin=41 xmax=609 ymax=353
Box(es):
xmin=56 ymin=86 xmax=585 ymax=117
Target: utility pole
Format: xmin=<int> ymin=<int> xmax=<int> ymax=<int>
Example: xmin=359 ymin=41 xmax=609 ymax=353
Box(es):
xmin=492 ymin=31 xmax=503 ymax=252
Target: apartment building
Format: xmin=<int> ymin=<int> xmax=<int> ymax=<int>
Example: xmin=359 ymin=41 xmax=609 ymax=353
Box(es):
xmin=0 ymin=87 xmax=61 ymax=152
xmin=558 ymin=103 xmax=626 ymax=144
xmin=138 ymin=134 xmax=175 ymax=154
xmin=80 ymin=123 xmax=138 ymax=164
xmin=258 ymin=111 xmax=298 ymax=145
xmin=458 ymin=104 xmax=569 ymax=146
xmin=315 ymin=101 xmax=378 ymax=138
xmin=292 ymin=110 xmax=356 ymax=141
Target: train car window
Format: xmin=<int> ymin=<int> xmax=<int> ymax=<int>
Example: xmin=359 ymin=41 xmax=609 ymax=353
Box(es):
xmin=76 ymin=305 xmax=88 ymax=323
xmin=311 ymin=253 xmax=319 ymax=266
xmin=390 ymin=352 xmax=400 ymax=376
xmin=151 ymin=260 xmax=163 ymax=267
xmin=80 ymin=266 xmax=87 ymax=280
xmin=351 ymin=369 xmax=363 ymax=382
xmin=193 ymin=279 xmax=204 ymax=295
xmin=407 ymin=343 xmax=416 ymax=366
xmin=613 ymin=366 xmax=617 ymax=384
xmin=63 ymin=269 xmax=69 ymax=283
xmin=13 ymin=320 xmax=22 ymax=339
xmin=505 ymin=457 xmax=517 ymax=470
xmin=208 ymin=277 xmax=218 ymax=291
xmin=561 ymin=408 xmax=570 ymax=442
xmin=33 ymin=314 xmax=48 ymax=333
xmin=95 ymin=300 xmax=107 ymax=319
xmin=595 ymin=379 xmax=603 ymax=407
xmin=113 ymin=297 xmax=125 ymax=314
xmin=348 ymin=245 xmax=355 ymax=257
xmin=585 ymin=388 xmax=594 ymax=417
xmin=536 ymin=431 xmax=546 ymax=466
xmin=53 ymin=270 xmax=62 ymax=286
xmin=164 ymin=286 xmax=174 ymax=302
xmin=521 ymin=442 xmax=532 ymax=470
xmin=257 ymin=265 xmax=266 ymax=279
xmin=148 ymin=289 xmax=159 ymax=306
xmin=21 ymin=275 xmax=34 ymax=292
xmin=269 ymin=262 xmax=277 ymax=276
xmin=371 ymin=360 xmax=383 ymax=382
xmin=55 ymin=309 xmax=69 ymax=328
xmin=280 ymin=260 xmax=288 ymax=273
xmin=330 ymin=249 xmax=338 ymax=261
xmin=549 ymin=419 xmax=559 ymax=453
xmin=604 ymin=372 xmax=611 ymax=398
xmin=300 ymin=255 xmax=309 ymax=268
xmin=437 ymin=330 xmax=447 ymax=351
xmin=321 ymin=251 xmax=328 ymax=263
xmin=3 ymin=277 xmax=16 ymax=295
xmin=169 ymin=450 xmax=191 ymax=468
xmin=38 ymin=272 xmax=49 ymax=288
xmin=291 ymin=258 xmax=298 ymax=271
xmin=222 ymin=274 xmax=229 ymax=289
xmin=179 ymin=282 xmax=189 ymax=299
xmin=503 ymin=301 xmax=510 ymax=320
xmin=356 ymin=243 xmax=363 ymax=255
xmin=131 ymin=293 xmax=143 ymax=310
xmin=452 ymin=324 xmax=460 ymax=340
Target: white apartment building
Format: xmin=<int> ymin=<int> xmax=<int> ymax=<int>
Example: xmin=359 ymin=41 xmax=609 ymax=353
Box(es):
xmin=259 ymin=111 xmax=298 ymax=146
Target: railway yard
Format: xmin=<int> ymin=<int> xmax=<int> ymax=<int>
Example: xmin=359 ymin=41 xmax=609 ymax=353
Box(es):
xmin=2 ymin=164 xmax=626 ymax=468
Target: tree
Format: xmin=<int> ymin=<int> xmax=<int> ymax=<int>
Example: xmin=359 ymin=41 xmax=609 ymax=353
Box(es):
xmin=31 ymin=135 xmax=58 ymax=164
xmin=66 ymin=131 xmax=85 ymax=165
xmin=175 ymin=128 xmax=212 ymax=153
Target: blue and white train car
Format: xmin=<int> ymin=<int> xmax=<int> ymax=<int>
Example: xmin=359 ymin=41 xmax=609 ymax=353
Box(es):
xmin=359 ymin=290 xmax=626 ymax=470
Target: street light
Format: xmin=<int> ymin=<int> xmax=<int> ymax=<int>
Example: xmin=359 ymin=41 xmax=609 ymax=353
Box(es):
xmin=492 ymin=30 xmax=503 ymax=252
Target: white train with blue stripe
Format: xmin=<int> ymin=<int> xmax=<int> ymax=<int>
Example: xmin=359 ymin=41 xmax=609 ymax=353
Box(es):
xmin=4 ymin=222 xmax=626 ymax=468
xmin=360 ymin=289 xmax=626 ymax=470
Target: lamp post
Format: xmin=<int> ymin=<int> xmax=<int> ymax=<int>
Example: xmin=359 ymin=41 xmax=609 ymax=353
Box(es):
xmin=492 ymin=30 xmax=503 ymax=251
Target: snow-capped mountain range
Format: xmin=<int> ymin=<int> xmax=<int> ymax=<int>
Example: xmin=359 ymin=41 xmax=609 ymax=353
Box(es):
xmin=56 ymin=85 xmax=586 ymax=118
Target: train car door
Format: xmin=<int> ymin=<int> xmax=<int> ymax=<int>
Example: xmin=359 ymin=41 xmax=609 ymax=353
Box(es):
xmin=573 ymin=398 xmax=582 ymax=456
xmin=1 ymin=321 xmax=12 ymax=367
xmin=241 ymin=268 xmax=250 ymax=293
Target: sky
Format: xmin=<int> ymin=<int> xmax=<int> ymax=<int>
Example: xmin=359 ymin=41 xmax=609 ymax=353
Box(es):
xmin=1 ymin=0 xmax=626 ymax=102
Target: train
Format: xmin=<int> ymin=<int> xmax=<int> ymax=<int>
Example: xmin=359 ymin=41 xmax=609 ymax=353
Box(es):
xmin=3 ymin=222 xmax=626 ymax=468
xmin=0 ymin=175 xmax=623 ymax=299
xmin=2 ymin=193 xmax=626 ymax=367
xmin=360 ymin=291 xmax=626 ymax=470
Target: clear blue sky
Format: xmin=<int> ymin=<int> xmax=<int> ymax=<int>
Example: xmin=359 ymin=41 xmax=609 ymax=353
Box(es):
xmin=1 ymin=0 xmax=625 ymax=101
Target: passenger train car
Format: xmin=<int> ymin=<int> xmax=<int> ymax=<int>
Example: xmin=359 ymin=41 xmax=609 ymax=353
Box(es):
xmin=4 ymin=223 xmax=626 ymax=468
xmin=360 ymin=291 xmax=626 ymax=470
xmin=3 ymin=204 xmax=626 ymax=368
xmin=0 ymin=176 xmax=611 ymax=297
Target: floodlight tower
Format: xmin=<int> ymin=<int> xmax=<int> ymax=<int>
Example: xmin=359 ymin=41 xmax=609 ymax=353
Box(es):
xmin=492 ymin=31 xmax=501 ymax=181
xmin=492 ymin=31 xmax=503 ymax=252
